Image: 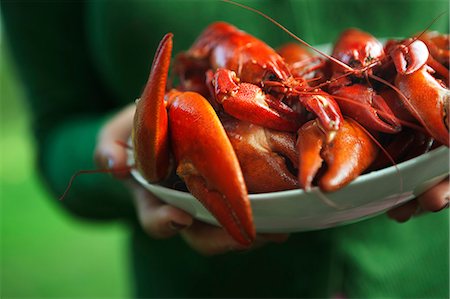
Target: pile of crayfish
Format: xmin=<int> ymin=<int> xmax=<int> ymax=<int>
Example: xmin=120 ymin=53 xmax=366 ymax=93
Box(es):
xmin=132 ymin=22 xmax=449 ymax=246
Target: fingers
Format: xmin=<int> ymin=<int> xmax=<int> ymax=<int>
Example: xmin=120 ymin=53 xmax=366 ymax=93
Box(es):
xmin=417 ymin=178 xmax=449 ymax=212
xmin=387 ymin=177 xmax=449 ymax=222
xmin=181 ymin=221 xmax=289 ymax=256
xmin=387 ymin=199 xmax=419 ymax=222
xmin=131 ymin=182 xmax=194 ymax=239
xmin=131 ymin=181 xmax=290 ymax=254
xmin=94 ymin=104 xmax=135 ymax=178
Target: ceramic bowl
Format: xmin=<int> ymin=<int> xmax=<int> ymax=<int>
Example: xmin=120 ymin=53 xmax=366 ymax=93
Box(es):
xmin=129 ymin=146 xmax=449 ymax=233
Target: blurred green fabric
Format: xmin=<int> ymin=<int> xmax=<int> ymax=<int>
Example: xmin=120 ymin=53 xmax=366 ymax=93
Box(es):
xmin=1 ymin=0 xmax=449 ymax=298
xmin=1 ymin=26 xmax=130 ymax=298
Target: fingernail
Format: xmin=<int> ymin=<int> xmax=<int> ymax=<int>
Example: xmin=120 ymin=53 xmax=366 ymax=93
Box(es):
xmin=433 ymin=196 xmax=449 ymax=212
xmin=414 ymin=204 xmax=424 ymax=216
xmin=169 ymin=221 xmax=188 ymax=231
xmin=107 ymin=157 xmax=115 ymax=169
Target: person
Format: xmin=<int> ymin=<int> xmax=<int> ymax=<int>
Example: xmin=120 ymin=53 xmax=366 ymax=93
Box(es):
xmin=2 ymin=0 xmax=449 ymax=297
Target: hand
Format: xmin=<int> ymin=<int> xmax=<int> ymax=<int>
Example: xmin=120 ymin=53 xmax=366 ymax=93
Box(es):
xmin=133 ymin=185 xmax=289 ymax=256
xmin=94 ymin=104 xmax=289 ymax=255
xmin=94 ymin=104 xmax=136 ymax=179
xmin=387 ymin=177 xmax=449 ymax=222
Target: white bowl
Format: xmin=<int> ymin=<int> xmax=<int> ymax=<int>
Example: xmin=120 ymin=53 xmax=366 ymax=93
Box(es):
xmin=129 ymin=146 xmax=449 ymax=233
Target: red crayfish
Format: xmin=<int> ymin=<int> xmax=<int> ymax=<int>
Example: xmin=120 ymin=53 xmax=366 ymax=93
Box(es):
xmin=132 ymin=20 xmax=449 ymax=246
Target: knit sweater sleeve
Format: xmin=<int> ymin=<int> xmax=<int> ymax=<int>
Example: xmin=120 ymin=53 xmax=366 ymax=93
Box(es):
xmin=1 ymin=2 xmax=135 ymax=220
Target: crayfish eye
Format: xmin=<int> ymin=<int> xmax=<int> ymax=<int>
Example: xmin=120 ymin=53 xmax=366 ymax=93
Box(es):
xmin=364 ymin=55 xmax=374 ymax=64
xmin=348 ymin=59 xmax=362 ymax=69
xmin=264 ymin=72 xmax=279 ymax=81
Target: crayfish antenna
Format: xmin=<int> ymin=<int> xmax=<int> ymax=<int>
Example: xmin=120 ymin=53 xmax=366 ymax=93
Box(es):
xmin=406 ymin=11 xmax=447 ymax=44
xmin=59 ymin=140 xmax=134 ymax=200
xmin=221 ymin=0 xmax=353 ymax=72
xmin=59 ymin=166 xmax=133 ymax=201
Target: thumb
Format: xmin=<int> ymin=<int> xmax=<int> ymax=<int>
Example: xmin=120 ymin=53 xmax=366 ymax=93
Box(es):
xmin=94 ymin=104 xmax=135 ymax=178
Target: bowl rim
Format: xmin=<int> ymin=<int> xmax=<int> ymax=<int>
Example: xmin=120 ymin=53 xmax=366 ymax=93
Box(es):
xmin=130 ymin=145 xmax=449 ymax=201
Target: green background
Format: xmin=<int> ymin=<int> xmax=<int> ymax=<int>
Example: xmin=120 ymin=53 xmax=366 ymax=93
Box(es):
xmin=1 ymin=2 xmax=448 ymax=297
xmin=0 ymin=24 xmax=131 ymax=298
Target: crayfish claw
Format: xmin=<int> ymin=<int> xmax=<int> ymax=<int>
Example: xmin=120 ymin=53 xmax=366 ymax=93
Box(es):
xmin=223 ymin=116 xmax=299 ymax=193
xmin=297 ymin=118 xmax=379 ymax=192
xmin=133 ymin=33 xmax=173 ymax=183
xmin=389 ymin=39 xmax=429 ymax=75
xmin=395 ymin=66 xmax=450 ymax=146
xmin=168 ymin=91 xmax=255 ymax=246
xmin=331 ymin=84 xmax=402 ymax=134
xmin=212 ymin=68 xmax=301 ymax=132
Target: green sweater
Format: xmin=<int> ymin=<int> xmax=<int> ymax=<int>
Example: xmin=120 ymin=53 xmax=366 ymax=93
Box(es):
xmin=2 ymin=1 xmax=449 ymax=297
